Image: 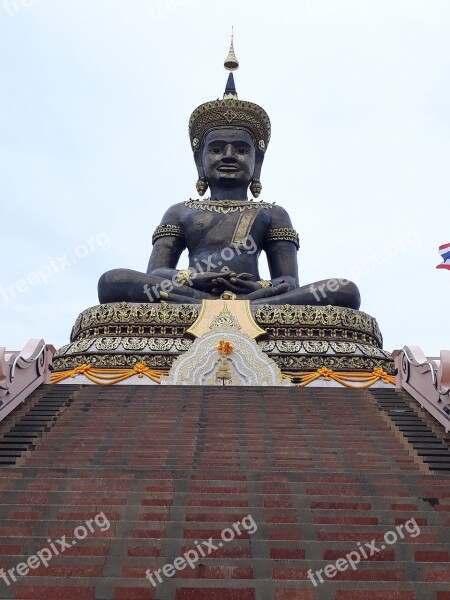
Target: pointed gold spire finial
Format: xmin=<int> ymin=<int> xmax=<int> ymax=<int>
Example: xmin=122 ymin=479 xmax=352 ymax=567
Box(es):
xmin=224 ymin=28 xmax=239 ymax=72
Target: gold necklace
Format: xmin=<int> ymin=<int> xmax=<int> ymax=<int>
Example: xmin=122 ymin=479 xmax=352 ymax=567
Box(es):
xmin=185 ymin=198 xmax=274 ymax=214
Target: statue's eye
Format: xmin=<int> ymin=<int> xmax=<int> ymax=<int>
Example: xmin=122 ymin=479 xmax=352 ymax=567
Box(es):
xmin=210 ymin=147 xmax=222 ymax=154
xmin=237 ymin=148 xmax=248 ymax=154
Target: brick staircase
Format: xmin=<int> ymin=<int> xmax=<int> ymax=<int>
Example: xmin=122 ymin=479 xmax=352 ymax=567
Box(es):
xmin=1 ymin=384 xmax=450 ymax=600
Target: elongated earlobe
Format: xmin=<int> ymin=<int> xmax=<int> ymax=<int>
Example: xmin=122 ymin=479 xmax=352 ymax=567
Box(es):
xmin=196 ymin=178 xmax=209 ymax=197
xmin=250 ymin=153 xmax=264 ymax=198
xmin=250 ymin=179 xmax=262 ymax=198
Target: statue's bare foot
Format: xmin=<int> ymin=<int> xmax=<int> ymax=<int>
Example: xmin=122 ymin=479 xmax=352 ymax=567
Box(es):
xmin=240 ymin=283 xmax=290 ymax=300
xmin=159 ymin=292 xmax=202 ymax=304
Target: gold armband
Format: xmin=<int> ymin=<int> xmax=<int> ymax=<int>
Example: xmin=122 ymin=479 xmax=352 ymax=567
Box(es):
xmin=257 ymin=280 xmax=273 ymax=288
xmin=175 ymin=269 xmax=194 ymax=286
xmin=152 ymin=224 xmax=185 ymax=245
xmin=264 ymin=227 xmax=300 ymax=250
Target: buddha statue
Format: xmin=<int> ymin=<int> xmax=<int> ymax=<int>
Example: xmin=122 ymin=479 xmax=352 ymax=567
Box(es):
xmin=98 ymin=39 xmax=360 ymax=310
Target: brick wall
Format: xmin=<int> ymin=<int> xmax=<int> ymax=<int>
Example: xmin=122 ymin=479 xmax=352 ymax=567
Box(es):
xmin=0 ymin=385 xmax=449 ymax=599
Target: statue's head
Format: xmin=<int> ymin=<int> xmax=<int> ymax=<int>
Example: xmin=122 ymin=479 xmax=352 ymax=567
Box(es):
xmin=200 ymin=128 xmax=256 ymax=192
xmin=188 ymin=39 xmax=270 ymax=199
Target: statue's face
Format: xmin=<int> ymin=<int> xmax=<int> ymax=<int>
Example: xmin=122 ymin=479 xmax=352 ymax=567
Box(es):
xmin=201 ymin=128 xmax=256 ymax=189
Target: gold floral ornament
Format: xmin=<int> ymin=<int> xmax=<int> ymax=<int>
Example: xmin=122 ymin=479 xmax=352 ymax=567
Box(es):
xmin=216 ymin=339 xmax=234 ymax=384
xmin=263 ymin=228 xmax=300 ymax=250
xmin=253 ymin=304 xmax=383 ymax=348
xmin=217 ymin=340 xmax=234 ymax=356
xmin=152 ymin=224 xmax=184 ymax=244
xmin=184 ymin=199 xmax=273 ymax=214
xmin=175 ymin=269 xmax=194 ymax=286
xmin=220 ymin=291 xmax=237 ymax=300
xmin=209 ymin=305 xmax=242 ymax=331
xmin=70 ymin=302 xmax=199 ymax=341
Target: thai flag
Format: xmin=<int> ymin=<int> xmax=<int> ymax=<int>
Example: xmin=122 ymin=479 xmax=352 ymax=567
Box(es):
xmin=437 ymin=243 xmax=450 ymax=270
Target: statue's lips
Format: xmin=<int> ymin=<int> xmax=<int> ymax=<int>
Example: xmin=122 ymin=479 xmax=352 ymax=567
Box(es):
xmin=217 ymin=165 xmax=240 ymax=172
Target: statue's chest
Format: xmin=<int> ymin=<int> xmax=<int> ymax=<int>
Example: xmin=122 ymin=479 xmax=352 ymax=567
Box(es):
xmin=181 ymin=207 xmax=271 ymax=246
xmin=184 ymin=210 xmax=217 ymax=232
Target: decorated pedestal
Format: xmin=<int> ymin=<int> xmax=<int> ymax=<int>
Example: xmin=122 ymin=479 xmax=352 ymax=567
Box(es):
xmin=50 ymin=301 xmax=394 ymax=388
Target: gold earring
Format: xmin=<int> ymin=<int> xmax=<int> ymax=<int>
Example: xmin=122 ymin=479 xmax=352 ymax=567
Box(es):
xmin=250 ymin=179 xmax=262 ymax=198
xmin=196 ymin=178 xmax=209 ymax=197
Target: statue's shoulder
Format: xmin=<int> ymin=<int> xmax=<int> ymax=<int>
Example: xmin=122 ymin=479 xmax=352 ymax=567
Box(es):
xmin=159 ymin=201 xmax=187 ymax=223
xmin=269 ymin=203 xmax=294 ymax=227
xmin=270 ymin=203 xmax=290 ymax=214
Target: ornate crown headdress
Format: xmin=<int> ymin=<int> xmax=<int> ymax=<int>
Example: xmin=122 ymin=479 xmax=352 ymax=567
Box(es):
xmin=188 ymin=34 xmax=271 ymax=155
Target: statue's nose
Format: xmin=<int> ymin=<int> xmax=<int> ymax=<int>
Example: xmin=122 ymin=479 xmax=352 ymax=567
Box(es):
xmin=222 ymin=144 xmax=237 ymax=161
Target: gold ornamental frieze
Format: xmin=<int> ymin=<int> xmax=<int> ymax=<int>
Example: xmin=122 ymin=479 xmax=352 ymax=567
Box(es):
xmin=53 ymin=301 xmax=393 ymax=380
xmin=253 ymin=304 xmax=382 ymax=347
xmin=274 ymin=354 xmax=395 ymax=375
xmin=71 ymin=302 xmax=199 ymax=341
xmin=52 ymin=353 xmax=174 ymax=372
xmin=54 ymin=337 xmax=193 ymax=359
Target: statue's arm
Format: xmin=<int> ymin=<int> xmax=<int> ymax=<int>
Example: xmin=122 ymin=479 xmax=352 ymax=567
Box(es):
xmin=264 ymin=205 xmax=300 ymax=290
xmin=147 ymin=205 xmax=186 ymax=279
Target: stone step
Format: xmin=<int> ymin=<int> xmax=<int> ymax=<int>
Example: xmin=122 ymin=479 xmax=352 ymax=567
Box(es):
xmin=0 ymin=576 xmax=448 ymax=600
xmin=5 ymin=539 xmax=450 ymax=558
xmin=1 ymin=385 xmax=449 ymax=600
xmin=0 ymin=524 xmax=446 ymax=543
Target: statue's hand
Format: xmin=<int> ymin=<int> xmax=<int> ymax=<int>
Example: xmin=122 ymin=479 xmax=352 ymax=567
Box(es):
xmin=159 ymin=280 xmax=290 ymax=303
xmin=213 ymin=275 xmax=260 ymax=295
xmin=215 ymin=276 xmax=290 ymax=300
xmin=190 ymin=271 xmax=235 ymax=293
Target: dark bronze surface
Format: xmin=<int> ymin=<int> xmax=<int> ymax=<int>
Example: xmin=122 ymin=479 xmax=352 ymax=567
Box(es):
xmin=98 ymin=125 xmax=360 ymax=310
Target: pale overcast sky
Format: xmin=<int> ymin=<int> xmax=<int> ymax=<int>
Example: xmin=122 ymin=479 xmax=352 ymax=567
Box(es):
xmin=1 ymin=0 xmax=449 ymax=355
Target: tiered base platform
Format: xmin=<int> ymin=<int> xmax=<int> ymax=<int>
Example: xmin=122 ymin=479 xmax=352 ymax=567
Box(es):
xmin=50 ymin=302 xmax=395 ymax=388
